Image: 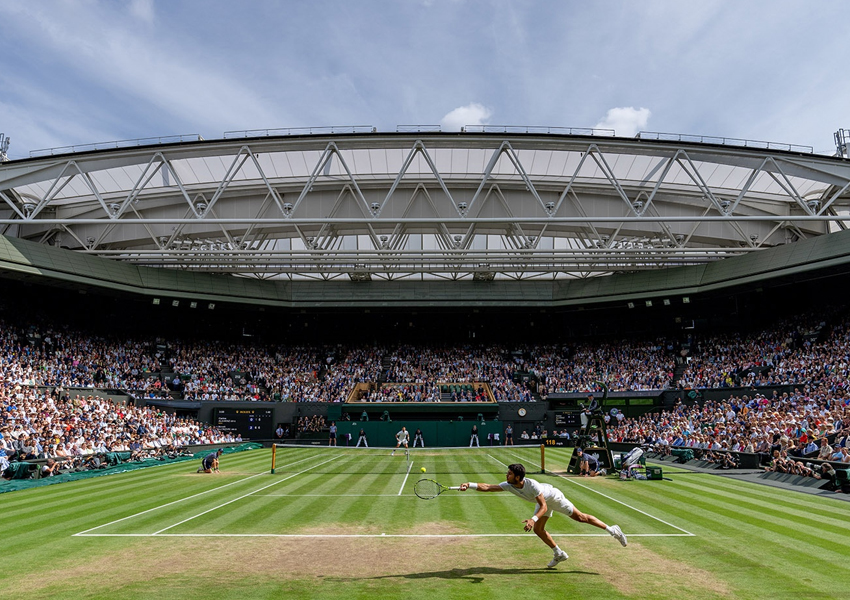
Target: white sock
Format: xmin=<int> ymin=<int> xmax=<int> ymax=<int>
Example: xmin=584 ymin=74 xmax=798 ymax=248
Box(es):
xmin=553 ymin=545 xmax=563 ymax=555
xmin=606 ymin=526 xmax=615 ymax=534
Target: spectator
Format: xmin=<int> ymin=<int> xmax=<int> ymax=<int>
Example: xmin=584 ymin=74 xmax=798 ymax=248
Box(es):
xmin=41 ymin=458 xmax=60 ymax=477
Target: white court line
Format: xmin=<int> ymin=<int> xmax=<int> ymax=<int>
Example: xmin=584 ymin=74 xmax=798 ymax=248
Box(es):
xmin=398 ymin=461 xmax=414 ymax=496
xmin=488 ymin=453 xmax=510 ymax=468
xmin=250 ymin=493 xmax=505 ymax=497
xmin=73 ymin=453 xmax=332 ymax=537
xmin=150 ymin=455 xmax=343 ymax=535
xmin=76 ymin=532 xmax=693 ymax=538
xmin=508 ymin=450 xmax=695 ymax=536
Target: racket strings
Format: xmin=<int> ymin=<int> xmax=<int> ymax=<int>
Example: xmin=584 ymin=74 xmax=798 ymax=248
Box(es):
xmin=414 ymin=479 xmax=442 ymax=499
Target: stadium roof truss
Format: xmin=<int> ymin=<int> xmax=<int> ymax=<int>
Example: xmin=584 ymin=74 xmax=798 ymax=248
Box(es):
xmin=1 ymin=131 xmax=849 ymax=282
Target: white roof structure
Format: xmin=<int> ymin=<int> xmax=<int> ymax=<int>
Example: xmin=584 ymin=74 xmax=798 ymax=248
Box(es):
xmin=1 ymin=127 xmax=849 ymax=282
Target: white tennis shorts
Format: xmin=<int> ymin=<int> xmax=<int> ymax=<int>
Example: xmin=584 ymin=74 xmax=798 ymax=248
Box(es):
xmin=539 ymin=490 xmax=575 ymax=518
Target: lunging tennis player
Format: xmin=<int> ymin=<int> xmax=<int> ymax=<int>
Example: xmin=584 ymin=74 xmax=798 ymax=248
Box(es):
xmin=459 ymin=463 xmax=627 ymax=567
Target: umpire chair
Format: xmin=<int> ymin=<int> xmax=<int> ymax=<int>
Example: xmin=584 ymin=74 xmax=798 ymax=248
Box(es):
xmin=567 ymin=413 xmax=614 ymax=474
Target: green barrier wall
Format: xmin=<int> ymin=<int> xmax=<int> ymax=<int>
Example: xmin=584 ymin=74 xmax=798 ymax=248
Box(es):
xmin=337 ymin=420 xmax=504 ymax=447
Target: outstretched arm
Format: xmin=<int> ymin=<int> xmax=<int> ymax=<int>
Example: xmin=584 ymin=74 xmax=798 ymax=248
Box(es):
xmin=459 ymin=482 xmax=504 ymax=492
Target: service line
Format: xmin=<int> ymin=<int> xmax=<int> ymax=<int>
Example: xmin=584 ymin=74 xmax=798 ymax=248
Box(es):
xmin=74 ymin=453 xmax=335 ymax=537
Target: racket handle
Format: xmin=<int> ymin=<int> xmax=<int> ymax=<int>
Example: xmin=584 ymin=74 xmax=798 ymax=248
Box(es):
xmin=448 ymin=486 xmax=461 ymax=490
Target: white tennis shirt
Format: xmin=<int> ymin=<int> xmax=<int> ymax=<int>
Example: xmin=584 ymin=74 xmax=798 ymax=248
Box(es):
xmin=499 ymin=477 xmax=557 ymax=502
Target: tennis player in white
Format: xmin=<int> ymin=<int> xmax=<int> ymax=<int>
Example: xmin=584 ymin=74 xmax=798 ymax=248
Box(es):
xmin=391 ymin=426 xmax=409 ymax=455
xmin=459 ymin=463 xmax=627 ymax=567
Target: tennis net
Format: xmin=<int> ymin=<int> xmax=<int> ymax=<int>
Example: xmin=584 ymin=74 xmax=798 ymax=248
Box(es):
xmin=270 ymin=444 xmax=545 ymax=475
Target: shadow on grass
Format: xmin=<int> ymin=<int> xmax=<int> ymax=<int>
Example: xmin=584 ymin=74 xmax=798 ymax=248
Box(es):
xmin=345 ymin=566 xmax=598 ymax=584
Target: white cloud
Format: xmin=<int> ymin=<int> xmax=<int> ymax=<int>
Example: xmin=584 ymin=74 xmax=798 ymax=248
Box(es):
xmin=129 ymin=0 xmax=155 ymax=24
xmin=441 ymin=103 xmax=492 ymax=132
xmin=0 ymin=1 xmax=282 ymax=145
xmin=594 ymin=107 xmax=652 ymax=138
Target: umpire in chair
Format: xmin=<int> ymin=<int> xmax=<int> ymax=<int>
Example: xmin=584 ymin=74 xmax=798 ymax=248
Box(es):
xmin=584 ymin=394 xmax=603 ymax=415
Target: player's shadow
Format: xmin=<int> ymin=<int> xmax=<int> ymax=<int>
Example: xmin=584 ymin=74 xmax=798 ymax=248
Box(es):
xmin=363 ymin=566 xmax=598 ymax=584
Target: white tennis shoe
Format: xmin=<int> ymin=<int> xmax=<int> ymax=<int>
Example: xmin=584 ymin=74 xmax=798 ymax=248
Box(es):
xmin=609 ymin=525 xmax=628 ymax=547
xmin=547 ymin=551 xmax=568 ymax=568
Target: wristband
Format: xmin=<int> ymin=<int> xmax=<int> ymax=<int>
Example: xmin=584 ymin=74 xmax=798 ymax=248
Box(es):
xmin=469 ymin=483 xmax=478 ymax=490
xmin=531 ymin=515 xmax=538 ymax=522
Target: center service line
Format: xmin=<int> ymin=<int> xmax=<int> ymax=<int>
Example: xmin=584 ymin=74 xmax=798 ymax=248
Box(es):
xmin=398 ymin=461 xmax=414 ymax=496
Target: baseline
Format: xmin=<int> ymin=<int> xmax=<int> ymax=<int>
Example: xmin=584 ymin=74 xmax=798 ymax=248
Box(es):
xmin=76 ymin=532 xmax=693 ymax=538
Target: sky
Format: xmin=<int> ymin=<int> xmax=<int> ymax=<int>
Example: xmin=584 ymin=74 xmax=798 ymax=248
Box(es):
xmin=1 ymin=0 xmax=848 ymax=160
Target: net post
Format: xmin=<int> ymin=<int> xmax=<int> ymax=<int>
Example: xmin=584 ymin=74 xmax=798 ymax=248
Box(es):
xmin=540 ymin=443 xmax=545 ymax=474
xmin=271 ymin=444 xmax=276 ymax=474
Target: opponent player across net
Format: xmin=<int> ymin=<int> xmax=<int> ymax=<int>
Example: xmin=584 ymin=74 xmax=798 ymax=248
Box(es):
xmin=459 ymin=462 xmax=627 ymax=568
xmin=391 ymin=426 xmax=410 ymax=456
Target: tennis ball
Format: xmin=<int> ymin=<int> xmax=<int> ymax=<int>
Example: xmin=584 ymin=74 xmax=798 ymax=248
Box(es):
xmin=421 ymin=467 xmax=427 ymax=473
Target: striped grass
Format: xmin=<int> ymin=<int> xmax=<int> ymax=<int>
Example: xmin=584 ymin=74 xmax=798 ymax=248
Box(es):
xmin=0 ymin=446 xmax=847 ymax=600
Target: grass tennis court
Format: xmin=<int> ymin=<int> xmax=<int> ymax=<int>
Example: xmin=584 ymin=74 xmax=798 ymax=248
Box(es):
xmin=1 ymin=445 xmax=847 ymax=600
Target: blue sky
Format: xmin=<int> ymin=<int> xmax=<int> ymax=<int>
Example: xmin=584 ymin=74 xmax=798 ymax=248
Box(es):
xmin=1 ymin=0 xmax=848 ymax=159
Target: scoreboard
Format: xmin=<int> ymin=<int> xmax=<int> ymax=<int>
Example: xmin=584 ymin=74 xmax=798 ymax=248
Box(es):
xmin=213 ymin=407 xmax=274 ymax=439
xmin=554 ymin=411 xmax=581 ymax=427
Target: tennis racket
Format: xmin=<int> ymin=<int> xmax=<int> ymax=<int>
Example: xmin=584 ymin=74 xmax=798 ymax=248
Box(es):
xmin=414 ymin=478 xmax=460 ymax=500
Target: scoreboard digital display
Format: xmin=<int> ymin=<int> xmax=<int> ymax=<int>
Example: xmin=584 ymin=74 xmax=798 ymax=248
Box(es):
xmin=213 ymin=407 xmax=274 ymax=439
xmin=554 ymin=411 xmax=581 ymax=427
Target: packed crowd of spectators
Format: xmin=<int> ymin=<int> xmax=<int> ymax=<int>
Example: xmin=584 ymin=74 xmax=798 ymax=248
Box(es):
xmin=674 ymin=311 xmax=844 ymax=389
xmin=0 ymin=321 xmax=164 ymax=392
xmin=1 ymin=324 xmax=546 ymax=404
xmin=607 ymin=388 xmax=850 ymax=479
xmin=381 ymin=345 xmax=537 ymax=402
xmin=170 ymin=342 xmax=384 ymax=403
xmin=4 ymin=306 xmax=850 ymax=413
xmin=0 ymin=382 xmax=238 ymax=477
xmin=530 ymin=341 xmax=675 ymax=394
